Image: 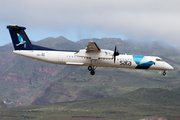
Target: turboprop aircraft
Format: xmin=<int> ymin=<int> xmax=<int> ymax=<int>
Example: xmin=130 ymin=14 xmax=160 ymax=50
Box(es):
xmin=7 ymin=25 xmax=173 ymax=75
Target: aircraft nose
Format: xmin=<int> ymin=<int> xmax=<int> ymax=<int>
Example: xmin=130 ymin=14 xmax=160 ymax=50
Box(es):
xmin=166 ymin=63 xmax=174 ymax=70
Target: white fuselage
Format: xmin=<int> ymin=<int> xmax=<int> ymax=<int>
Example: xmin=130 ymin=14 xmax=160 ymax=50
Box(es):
xmin=13 ymin=50 xmax=173 ymax=71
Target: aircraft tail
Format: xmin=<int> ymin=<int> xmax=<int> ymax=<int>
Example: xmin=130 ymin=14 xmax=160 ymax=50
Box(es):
xmin=7 ymin=25 xmax=33 ymax=50
xmin=7 ymin=25 xmax=54 ymax=51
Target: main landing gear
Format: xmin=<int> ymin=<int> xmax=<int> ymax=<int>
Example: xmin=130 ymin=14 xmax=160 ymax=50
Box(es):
xmin=163 ymin=70 xmax=166 ymax=76
xmin=88 ymin=66 xmax=97 ymax=75
xmin=88 ymin=59 xmax=97 ymax=75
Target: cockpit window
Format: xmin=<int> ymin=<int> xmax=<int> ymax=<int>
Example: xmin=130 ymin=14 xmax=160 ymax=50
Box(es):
xmin=156 ymin=59 xmax=161 ymax=61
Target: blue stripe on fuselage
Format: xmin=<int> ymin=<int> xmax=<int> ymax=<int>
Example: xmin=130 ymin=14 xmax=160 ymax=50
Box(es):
xmin=133 ymin=56 xmax=155 ymax=69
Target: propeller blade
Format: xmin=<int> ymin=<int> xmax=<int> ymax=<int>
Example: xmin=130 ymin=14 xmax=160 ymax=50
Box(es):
xmin=114 ymin=56 xmax=115 ymax=63
xmin=113 ymin=45 xmax=119 ymax=63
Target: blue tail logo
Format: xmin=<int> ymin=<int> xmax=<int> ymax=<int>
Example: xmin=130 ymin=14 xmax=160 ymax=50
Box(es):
xmin=16 ymin=33 xmax=26 ymax=46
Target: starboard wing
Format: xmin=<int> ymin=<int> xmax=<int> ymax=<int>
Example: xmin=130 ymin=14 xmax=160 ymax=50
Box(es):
xmin=75 ymin=41 xmax=114 ymax=59
xmin=86 ymin=41 xmax=101 ymax=52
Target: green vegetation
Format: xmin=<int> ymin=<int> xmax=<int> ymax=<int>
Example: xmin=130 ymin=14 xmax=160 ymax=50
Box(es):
xmin=0 ymin=88 xmax=180 ymax=120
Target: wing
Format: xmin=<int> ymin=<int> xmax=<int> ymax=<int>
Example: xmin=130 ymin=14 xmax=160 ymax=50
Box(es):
xmin=86 ymin=41 xmax=100 ymax=52
xmin=75 ymin=41 xmax=113 ymax=59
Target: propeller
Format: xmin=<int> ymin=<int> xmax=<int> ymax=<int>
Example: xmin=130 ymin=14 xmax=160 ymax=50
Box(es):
xmin=113 ymin=45 xmax=119 ymax=63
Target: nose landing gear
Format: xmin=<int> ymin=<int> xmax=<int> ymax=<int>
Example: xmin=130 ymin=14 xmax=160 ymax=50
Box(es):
xmin=163 ymin=70 xmax=166 ymax=76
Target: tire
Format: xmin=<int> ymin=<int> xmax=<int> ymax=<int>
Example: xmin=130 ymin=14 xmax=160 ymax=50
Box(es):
xmin=88 ymin=66 xmax=93 ymax=71
xmin=163 ymin=71 xmax=166 ymax=76
xmin=90 ymin=70 xmax=95 ymax=75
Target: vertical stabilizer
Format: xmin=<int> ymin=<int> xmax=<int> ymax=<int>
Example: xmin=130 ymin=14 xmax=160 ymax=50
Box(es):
xmin=7 ymin=25 xmax=33 ymax=50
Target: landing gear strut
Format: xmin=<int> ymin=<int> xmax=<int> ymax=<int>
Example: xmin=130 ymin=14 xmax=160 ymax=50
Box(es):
xmin=163 ymin=70 xmax=166 ymax=76
xmin=88 ymin=66 xmax=96 ymax=75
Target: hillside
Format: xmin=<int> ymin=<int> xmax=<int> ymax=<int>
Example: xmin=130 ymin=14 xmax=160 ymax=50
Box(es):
xmin=0 ymin=88 xmax=180 ymax=120
xmin=0 ymin=37 xmax=180 ymax=107
xmin=0 ymin=100 xmax=7 ymax=108
xmin=65 ymin=87 xmax=180 ymax=109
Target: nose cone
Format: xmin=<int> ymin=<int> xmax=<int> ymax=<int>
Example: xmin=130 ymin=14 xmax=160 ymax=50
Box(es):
xmin=166 ymin=63 xmax=174 ymax=70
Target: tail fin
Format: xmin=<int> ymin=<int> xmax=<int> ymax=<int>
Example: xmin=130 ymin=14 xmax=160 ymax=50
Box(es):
xmin=7 ymin=25 xmax=55 ymax=51
xmin=7 ymin=25 xmax=33 ymax=50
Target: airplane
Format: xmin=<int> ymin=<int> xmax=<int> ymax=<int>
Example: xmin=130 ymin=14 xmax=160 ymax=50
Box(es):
xmin=7 ymin=25 xmax=173 ymax=76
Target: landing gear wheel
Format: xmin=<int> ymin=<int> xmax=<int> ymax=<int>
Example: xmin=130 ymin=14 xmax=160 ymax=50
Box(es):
xmin=90 ymin=70 xmax=95 ymax=75
xmin=163 ymin=71 xmax=166 ymax=76
xmin=87 ymin=64 xmax=97 ymax=75
xmin=88 ymin=66 xmax=93 ymax=71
